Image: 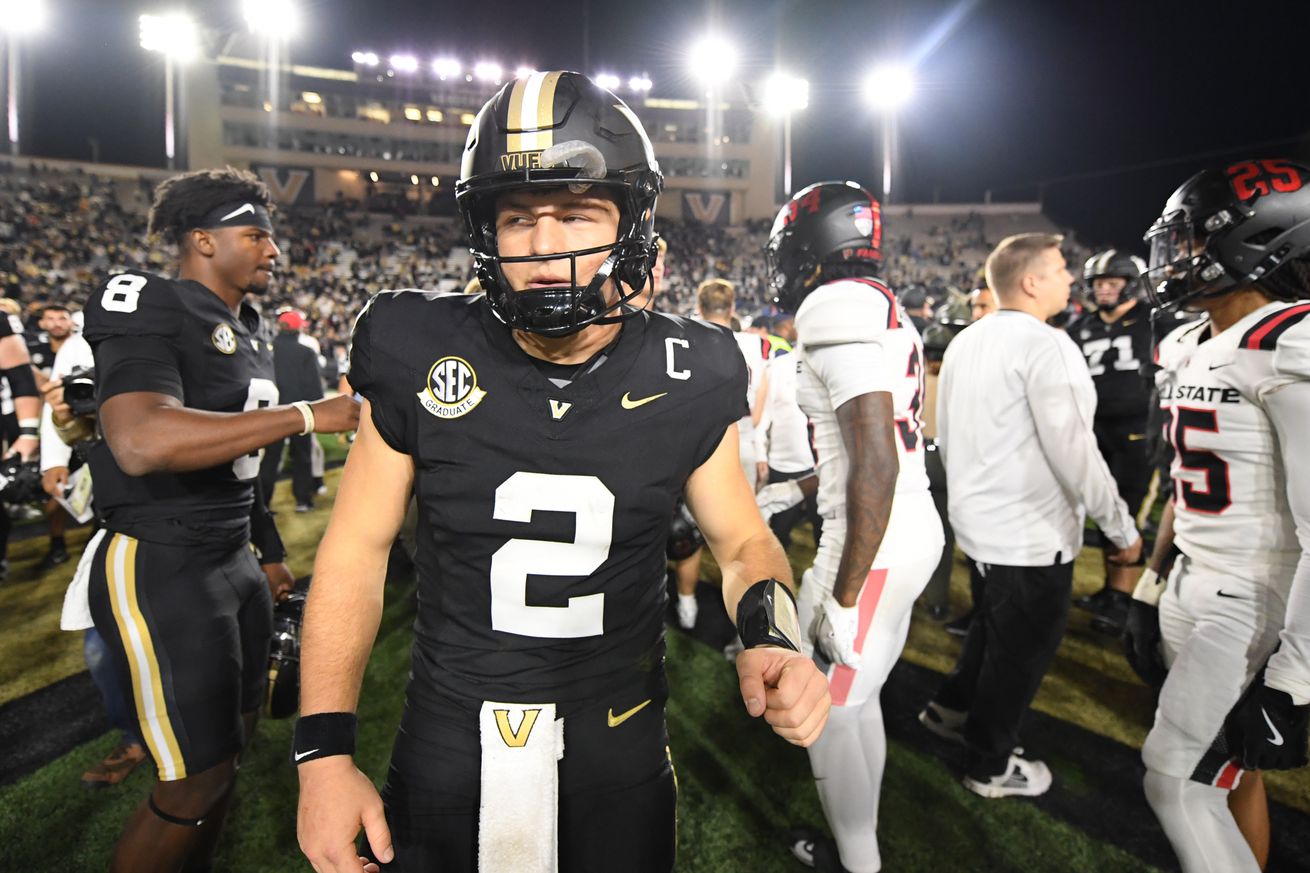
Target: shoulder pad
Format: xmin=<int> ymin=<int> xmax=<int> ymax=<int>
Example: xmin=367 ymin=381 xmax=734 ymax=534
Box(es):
xmin=650 ymin=313 xmax=748 ymax=381
xmin=1238 ymin=302 xmax=1310 ymax=378
xmin=82 ymin=271 xmax=185 ymax=343
xmin=0 ymin=312 xmax=21 ymax=339
xmin=1154 ymin=318 xmax=1209 ymax=371
xmin=795 ymin=278 xmax=899 ymax=347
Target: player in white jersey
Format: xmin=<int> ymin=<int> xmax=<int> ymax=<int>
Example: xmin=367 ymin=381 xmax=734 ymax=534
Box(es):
xmin=1126 ymin=160 xmax=1310 ymax=873
xmin=766 ymin=182 xmax=943 ymax=873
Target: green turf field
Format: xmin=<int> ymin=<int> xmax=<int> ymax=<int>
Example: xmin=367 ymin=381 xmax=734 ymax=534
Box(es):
xmin=1 ymin=458 xmax=1308 ymax=871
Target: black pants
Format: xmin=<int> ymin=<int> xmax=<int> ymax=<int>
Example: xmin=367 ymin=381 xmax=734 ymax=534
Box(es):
xmin=259 ymin=433 xmax=315 ymax=507
xmin=918 ymin=441 xmax=954 ymax=612
xmin=933 ymin=559 xmax=1073 ymax=779
xmin=1093 ymin=416 xmax=1151 ymax=518
xmin=767 ymin=466 xmax=821 ymax=551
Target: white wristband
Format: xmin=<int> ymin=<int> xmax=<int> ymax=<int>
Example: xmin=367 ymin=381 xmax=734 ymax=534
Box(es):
xmin=1131 ymin=567 xmax=1166 ymax=606
xmin=291 ymin=401 xmax=315 ymax=436
xmin=17 ymin=418 xmax=38 ymax=429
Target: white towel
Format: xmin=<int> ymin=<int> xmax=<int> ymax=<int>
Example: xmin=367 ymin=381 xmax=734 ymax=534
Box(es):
xmin=60 ymin=528 xmax=107 ymax=631
xmin=478 ymin=701 xmax=565 ymax=873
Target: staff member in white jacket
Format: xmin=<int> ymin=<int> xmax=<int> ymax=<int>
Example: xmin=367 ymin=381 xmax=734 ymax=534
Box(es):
xmin=920 ymin=232 xmax=1142 ymax=798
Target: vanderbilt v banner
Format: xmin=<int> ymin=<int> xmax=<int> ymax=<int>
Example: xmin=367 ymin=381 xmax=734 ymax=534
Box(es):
xmin=250 ymin=164 xmax=315 ymax=206
xmin=682 ymin=191 xmax=731 ymax=225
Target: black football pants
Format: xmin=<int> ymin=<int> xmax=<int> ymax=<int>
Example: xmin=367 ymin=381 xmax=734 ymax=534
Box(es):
xmin=932 ymin=559 xmax=1073 ymax=779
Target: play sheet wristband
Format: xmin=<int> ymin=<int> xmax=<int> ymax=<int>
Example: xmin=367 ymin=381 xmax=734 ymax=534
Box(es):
xmin=735 ymin=578 xmax=803 ymax=652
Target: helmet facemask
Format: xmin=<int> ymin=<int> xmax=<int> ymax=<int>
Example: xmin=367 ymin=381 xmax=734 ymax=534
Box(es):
xmin=1143 ymin=209 xmax=1239 ymax=310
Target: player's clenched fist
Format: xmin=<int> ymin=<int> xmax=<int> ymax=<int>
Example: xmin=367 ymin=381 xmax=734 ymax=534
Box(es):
xmin=297 ymin=757 xmax=392 ymax=873
xmin=309 ymin=394 xmax=362 ymax=434
xmin=737 ymin=645 xmax=831 ymax=747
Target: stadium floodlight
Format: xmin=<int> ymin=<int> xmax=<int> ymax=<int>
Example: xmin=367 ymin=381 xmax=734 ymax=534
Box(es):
xmin=410 ymin=174 xmax=419 ymax=185
xmin=473 ymin=61 xmax=502 ymax=83
xmin=430 ymin=176 xmax=440 ymax=187
xmin=352 ymin=51 xmax=379 ymax=66
xmin=0 ymin=0 xmax=47 ymax=34
xmin=761 ymin=72 xmax=809 ymax=197
xmin=761 ymin=72 xmax=808 ymax=116
xmin=138 ymin=12 xmax=200 ymax=61
xmin=687 ymin=34 xmax=737 ymax=85
xmin=243 ymin=0 xmax=297 ymax=38
xmin=432 ymin=57 xmax=460 ymax=79
xmin=389 ymin=54 xmax=419 ymax=74
xmin=863 ymin=64 xmax=914 ymax=112
xmin=628 ymin=75 xmax=653 ymax=93
xmin=514 ymin=66 xmax=537 ymax=80
xmin=594 ymin=73 xmax=620 ymax=91
xmin=368 ymin=171 xmax=379 ymax=182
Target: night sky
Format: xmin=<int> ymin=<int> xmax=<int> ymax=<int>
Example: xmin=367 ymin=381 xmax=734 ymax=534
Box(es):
xmin=18 ymin=0 xmax=1310 ymax=250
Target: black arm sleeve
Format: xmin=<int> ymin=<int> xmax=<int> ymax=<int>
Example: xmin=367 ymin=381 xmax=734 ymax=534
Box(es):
xmin=94 ymin=335 xmax=185 ymax=404
xmin=249 ymin=477 xmax=286 ymax=564
xmin=2 ymin=364 xmax=38 ymax=399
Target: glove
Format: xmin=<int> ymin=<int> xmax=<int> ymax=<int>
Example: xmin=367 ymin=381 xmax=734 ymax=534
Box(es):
xmin=1122 ymin=601 xmax=1167 ymax=687
xmin=755 ymin=479 xmax=804 ymax=523
xmin=1227 ymin=677 xmax=1310 ymax=771
xmin=1122 ymin=567 xmax=1168 ymax=687
xmin=809 ymin=595 xmax=861 ymax=668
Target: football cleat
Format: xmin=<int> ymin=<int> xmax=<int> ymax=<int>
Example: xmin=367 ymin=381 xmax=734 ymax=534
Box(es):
xmin=963 ymin=754 xmax=1052 ymax=799
xmin=919 ymin=701 xmax=968 ymax=745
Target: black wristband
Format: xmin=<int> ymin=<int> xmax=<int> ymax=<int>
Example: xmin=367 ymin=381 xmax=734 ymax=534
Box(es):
xmin=735 ymin=578 xmax=802 ymax=652
xmin=17 ymin=427 xmax=37 ymax=438
xmin=291 ymin=712 xmax=357 ymax=765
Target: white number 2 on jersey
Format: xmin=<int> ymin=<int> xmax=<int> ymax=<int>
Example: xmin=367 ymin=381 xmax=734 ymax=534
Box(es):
xmin=490 ymin=472 xmax=615 ymax=638
xmin=232 ymin=378 xmax=279 ymax=480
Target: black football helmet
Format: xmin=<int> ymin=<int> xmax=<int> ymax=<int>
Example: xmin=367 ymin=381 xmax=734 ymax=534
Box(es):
xmin=1081 ymin=249 xmax=1147 ymax=311
xmin=1143 ymin=159 xmax=1310 ymax=309
xmin=666 ymin=498 xmax=705 ymax=562
xmin=766 ymin=181 xmax=883 ymax=311
xmin=455 ymin=71 xmax=664 ymax=337
xmin=266 ymin=588 xmax=307 ymax=719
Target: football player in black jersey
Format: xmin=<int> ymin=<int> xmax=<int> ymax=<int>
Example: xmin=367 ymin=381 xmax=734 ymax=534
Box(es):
xmin=295 ymin=72 xmax=829 ymax=873
xmin=1068 ymin=250 xmax=1154 ymax=632
xmin=0 ymin=297 xmax=41 ymax=581
xmin=81 ymin=168 xmax=360 ymax=873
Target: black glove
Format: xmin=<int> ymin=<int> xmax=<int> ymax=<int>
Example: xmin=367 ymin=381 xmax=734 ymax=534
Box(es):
xmin=1121 ymin=600 xmax=1168 ymax=687
xmin=1226 ymin=679 xmax=1310 ymax=771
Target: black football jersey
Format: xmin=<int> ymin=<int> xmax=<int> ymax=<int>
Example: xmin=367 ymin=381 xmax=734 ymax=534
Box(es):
xmin=82 ymin=271 xmax=278 ymax=530
xmin=1069 ymin=301 xmax=1154 ymax=421
xmin=351 ymin=292 xmax=748 ymax=714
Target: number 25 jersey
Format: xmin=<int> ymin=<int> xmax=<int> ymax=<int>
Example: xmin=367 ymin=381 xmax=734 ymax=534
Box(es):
xmin=1156 ymin=301 xmax=1310 ymax=586
xmin=349 ymin=292 xmax=747 ymax=713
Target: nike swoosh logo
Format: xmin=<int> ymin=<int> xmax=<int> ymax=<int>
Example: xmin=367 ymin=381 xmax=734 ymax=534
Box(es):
xmin=293 ymin=748 xmax=320 ymax=761
xmin=1127 ymin=434 xmax=1147 ymax=441
xmin=1209 ymin=362 xmax=1232 ymax=370
xmin=1216 ymin=590 xmax=1242 ymax=599
xmin=1262 ymin=708 xmax=1285 ymax=746
xmin=620 ymin=391 xmax=667 ymax=410
xmin=221 ymin=203 xmax=256 ymax=222
xmin=607 ymin=699 xmax=652 ymax=727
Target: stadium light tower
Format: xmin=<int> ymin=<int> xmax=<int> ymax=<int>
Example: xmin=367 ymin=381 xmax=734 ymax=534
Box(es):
xmin=762 ymin=72 xmax=809 ymax=197
xmin=139 ymin=12 xmax=200 ymax=170
xmin=863 ymin=63 xmax=914 ymax=203
xmin=243 ymin=0 xmax=298 ymax=38
xmin=1 ymin=0 xmax=48 ymax=155
xmin=687 ymin=34 xmax=737 ymax=88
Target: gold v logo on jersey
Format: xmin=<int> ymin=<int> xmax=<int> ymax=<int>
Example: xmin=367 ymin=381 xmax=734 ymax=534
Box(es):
xmin=621 ymin=391 xmax=667 ymax=410
xmin=549 ymin=399 xmax=573 ymax=420
xmin=418 ymin=356 xmax=487 ymax=419
xmin=494 ymin=708 xmax=541 ymax=748
xmin=607 ymin=699 xmax=652 ymax=728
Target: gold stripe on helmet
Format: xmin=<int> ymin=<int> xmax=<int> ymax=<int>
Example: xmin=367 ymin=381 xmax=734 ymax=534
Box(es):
xmin=505 ymin=76 xmax=530 ymax=153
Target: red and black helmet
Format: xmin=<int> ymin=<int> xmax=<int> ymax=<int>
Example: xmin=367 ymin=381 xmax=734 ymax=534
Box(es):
xmin=455 ymin=71 xmax=664 ymax=336
xmin=1143 ymin=159 xmax=1310 ymax=308
xmin=766 ymin=181 xmax=883 ymax=311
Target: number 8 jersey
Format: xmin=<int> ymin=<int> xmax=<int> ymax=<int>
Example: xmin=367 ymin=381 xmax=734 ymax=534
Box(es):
xmin=83 ymin=271 xmax=278 ymax=528
xmin=349 ymin=291 xmax=747 ymax=715
xmin=1155 ymin=301 xmax=1310 ymax=587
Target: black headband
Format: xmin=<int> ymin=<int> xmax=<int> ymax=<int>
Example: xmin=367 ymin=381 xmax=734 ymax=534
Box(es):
xmin=196 ymin=201 xmax=274 ymax=232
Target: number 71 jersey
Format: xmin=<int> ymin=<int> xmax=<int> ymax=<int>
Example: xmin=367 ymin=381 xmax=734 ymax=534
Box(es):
xmin=1155 ymin=301 xmax=1310 ymax=586
xmin=82 ymin=271 xmax=278 ymax=526
xmin=349 ymin=291 xmax=748 ymax=713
